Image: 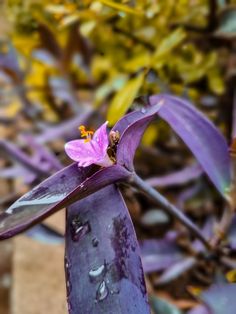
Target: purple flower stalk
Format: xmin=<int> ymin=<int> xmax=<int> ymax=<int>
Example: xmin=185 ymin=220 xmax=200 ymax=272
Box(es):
xmin=64 ymin=121 xmax=113 ymax=167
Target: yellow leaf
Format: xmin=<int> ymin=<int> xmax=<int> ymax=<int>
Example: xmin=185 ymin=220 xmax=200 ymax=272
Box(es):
xmin=226 ymin=269 xmax=236 ymax=283
xmin=107 ymin=73 xmax=144 ymax=126
xmin=207 ymin=69 xmax=225 ymax=95
xmin=142 ymin=124 xmax=158 ymax=147
xmin=152 ymin=28 xmax=186 ymax=64
xmin=123 ymin=52 xmax=151 ymax=72
xmin=2 ymin=100 xmax=21 ymax=118
xmin=98 ymin=0 xmax=143 ymax=15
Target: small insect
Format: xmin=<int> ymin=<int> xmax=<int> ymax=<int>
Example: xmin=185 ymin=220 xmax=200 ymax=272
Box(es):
xmin=109 ymin=130 xmax=120 ymax=148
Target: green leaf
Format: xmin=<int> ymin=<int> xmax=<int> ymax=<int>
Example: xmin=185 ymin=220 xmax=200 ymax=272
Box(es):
xmin=107 ymin=73 xmax=144 ymax=126
xmin=216 ymin=8 xmax=236 ymax=37
xmin=150 ymin=296 xmax=183 ymax=314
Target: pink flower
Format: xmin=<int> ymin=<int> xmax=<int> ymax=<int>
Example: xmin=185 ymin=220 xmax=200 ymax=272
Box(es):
xmin=64 ymin=121 xmax=113 ymax=168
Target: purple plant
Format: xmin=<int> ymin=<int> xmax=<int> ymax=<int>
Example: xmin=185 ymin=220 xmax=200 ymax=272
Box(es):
xmin=0 ymin=94 xmax=234 ymax=313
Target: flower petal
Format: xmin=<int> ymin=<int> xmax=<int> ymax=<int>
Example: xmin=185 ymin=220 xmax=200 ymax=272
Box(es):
xmin=65 ymin=139 xmax=106 ymax=168
xmin=93 ymin=121 xmax=109 ymax=153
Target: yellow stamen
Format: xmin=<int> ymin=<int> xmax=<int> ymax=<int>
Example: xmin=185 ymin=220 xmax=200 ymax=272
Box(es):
xmin=78 ymin=125 xmax=94 ymax=143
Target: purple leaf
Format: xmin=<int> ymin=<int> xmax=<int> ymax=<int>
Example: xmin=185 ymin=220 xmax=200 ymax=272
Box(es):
xmin=116 ymin=101 xmax=163 ymax=170
xmin=149 ymin=94 xmax=230 ymax=196
xmin=0 ymin=43 xmax=22 ymax=78
xmin=25 ymin=224 xmax=64 ymax=244
xmin=0 ymin=166 xmax=37 ymax=184
xmin=145 ymin=163 xmax=203 ymax=188
xmin=228 ymin=215 xmax=236 ymax=250
xmin=21 ymin=134 xmax=63 ymax=171
xmin=35 ymin=108 xmax=92 ymax=144
xmin=192 ymin=217 xmax=215 ymax=253
xmin=0 ymin=140 xmax=49 ymax=177
xmin=0 ymin=164 xmax=130 ymax=239
xmin=65 ymin=185 xmax=150 ymax=314
xmin=201 ymin=284 xmax=236 ymax=314
xmin=140 ymin=238 xmax=183 ymax=274
xmin=188 ymin=305 xmax=210 ymax=314
xmin=112 ymin=109 xmax=148 ymax=136
xmin=176 ymin=183 xmax=201 ymax=208
xmin=155 ymin=257 xmax=197 ymax=285
xmin=193 ymin=221 xmax=215 ymax=253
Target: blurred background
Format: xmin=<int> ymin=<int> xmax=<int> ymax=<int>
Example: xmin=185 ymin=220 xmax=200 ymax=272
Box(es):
xmin=0 ymin=0 xmax=236 ymax=313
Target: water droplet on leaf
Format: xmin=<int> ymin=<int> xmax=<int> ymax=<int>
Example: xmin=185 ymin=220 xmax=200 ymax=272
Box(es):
xmin=96 ymin=281 xmax=109 ymax=302
xmin=71 ymin=216 xmax=91 ymax=242
xmin=92 ymin=237 xmax=99 ymax=247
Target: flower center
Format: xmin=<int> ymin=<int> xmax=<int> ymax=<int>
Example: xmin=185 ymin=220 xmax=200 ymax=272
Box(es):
xmin=78 ymin=125 xmax=94 ymax=143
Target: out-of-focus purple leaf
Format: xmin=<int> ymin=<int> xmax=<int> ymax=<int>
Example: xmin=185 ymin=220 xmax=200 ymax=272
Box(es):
xmin=25 ymin=223 xmax=64 ymax=244
xmin=200 ymin=284 xmax=236 ymax=314
xmin=35 ymin=108 xmax=92 ymax=144
xmin=140 ymin=237 xmax=183 ymax=274
xmin=0 ymin=140 xmax=49 ymax=177
xmin=33 ymin=49 xmax=57 ymax=66
xmin=228 ymin=215 xmax=236 ymax=250
xmin=0 ymin=43 xmax=22 ymax=79
xmin=150 ymin=295 xmax=183 ymax=314
xmin=155 ymin=257 xmax=197 ymax=285
xmin=145 ymin=163 xmax=203 ymax=188
xmin=192 ymin=216 xmax=215 ymax=253
xmin=0 ymin=164 xmax=130 ymax=239
xmin=21 ymin=134 xmax=63 ymax=171
xmin=149 ymin=94 xmax=231 ymax=196
xmin=188 ymin=305 xmax=210 ymax=314
xmin=0 ymin=166 xmax=36 ymax=184
xmin=176 ymin=183 xmax=202 ymax=208
xmin=65 ymin=185 xmax=150 ymax=314
xmin=116 ymin=101 xmax=163 ymax=170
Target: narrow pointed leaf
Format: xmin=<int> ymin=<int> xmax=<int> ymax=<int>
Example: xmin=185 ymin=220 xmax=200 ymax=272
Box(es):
xmin=107 ymin=73 xmax=144 ymax=126
xmin=98 ymin=0 xmax=143 ymax=15
xmin=65 ymin=185 xmax=150 ymax=314
xmin=0 ymin=164 xmax=130 ymax=239
xmin=156 ymin=257 xmax=197 ymax=285
xmin=145 ymin=163 xmax=203 ymax=188
xmin=116 ymin=101 xmax=163 ymax=170
xmin=149 ymin=94 xmax=230 ymax=196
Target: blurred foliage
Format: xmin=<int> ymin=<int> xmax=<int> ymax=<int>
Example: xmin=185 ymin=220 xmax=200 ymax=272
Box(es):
xmin=1 ymin=0 xmax=235 ymax=128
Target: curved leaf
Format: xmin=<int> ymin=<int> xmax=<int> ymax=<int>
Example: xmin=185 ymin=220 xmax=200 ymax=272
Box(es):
xmin=0 ymin=164 xmax=130 ymax=239
xmin=65 ymin=185 xmax=150 ymax=314
xmin=150 ymin=94 xmax=230 ymax=196
xmin=116 ymin=101 xmax=163 ymax=170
